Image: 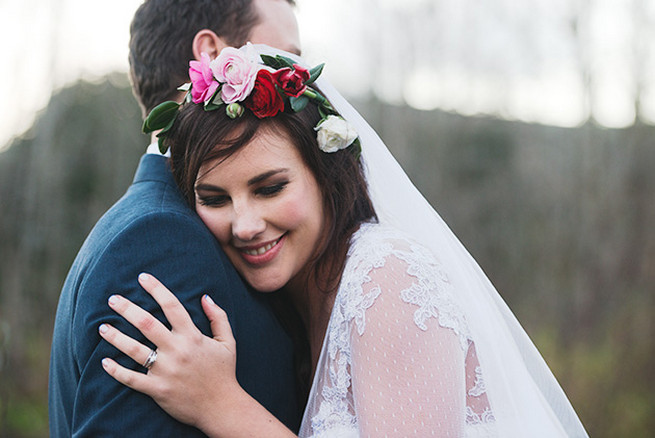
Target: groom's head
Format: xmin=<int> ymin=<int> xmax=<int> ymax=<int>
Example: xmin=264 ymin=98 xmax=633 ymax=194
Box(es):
xmin=129 ymin=0 xmax=299 ymax=117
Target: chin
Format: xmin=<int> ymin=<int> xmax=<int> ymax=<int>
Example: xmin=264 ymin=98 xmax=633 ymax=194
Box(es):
xmin=250 ymin=284 xmax=279 ymax=293
xmin=245 ymin=275 xmax=287 ymax=293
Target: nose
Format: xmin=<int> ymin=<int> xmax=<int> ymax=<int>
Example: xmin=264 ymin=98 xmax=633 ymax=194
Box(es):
xmin=231 ymin=201 xmax=266 ymax=242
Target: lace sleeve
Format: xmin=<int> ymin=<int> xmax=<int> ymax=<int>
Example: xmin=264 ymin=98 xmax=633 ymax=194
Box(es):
xmin=349 ymin=250 xmax=467 ymax=437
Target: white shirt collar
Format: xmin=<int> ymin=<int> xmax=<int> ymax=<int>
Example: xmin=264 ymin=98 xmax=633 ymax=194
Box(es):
xmin=146 ymin=142 xmax=171 ymax=157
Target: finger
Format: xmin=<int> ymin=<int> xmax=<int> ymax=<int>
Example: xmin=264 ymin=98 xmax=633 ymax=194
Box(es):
xmin=101 ymin=357 xmax=154 ymax=395
xmin=138 ymin=273 xmax=195 ymax=331
xmin=108 ymin=294 xmax=171 ymax=347
xmin=99 ymin=323 xmax=153 ymax=368
xmin=202 ymin=294 xmax=235 ymax=345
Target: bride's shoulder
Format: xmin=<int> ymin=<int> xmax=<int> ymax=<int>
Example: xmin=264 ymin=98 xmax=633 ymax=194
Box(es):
xmin=343 ymin=222 xmax=449 ymax=296
xmin=350 ymin=222 xmax=411 ymax=248
xmin=348 ymin=222 xmax=440 ymax=267
xmin=339 ymin=222 xmax=470 ymax=346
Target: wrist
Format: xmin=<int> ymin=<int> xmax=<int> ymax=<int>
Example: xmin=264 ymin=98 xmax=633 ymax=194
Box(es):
xmin=196 ymin=380 xmax=247 ymax=437
xmin=199 ymin=386 xmax=295 ymax=438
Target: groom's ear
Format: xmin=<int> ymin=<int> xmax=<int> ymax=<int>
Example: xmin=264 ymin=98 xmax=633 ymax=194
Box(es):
xmin=192 ymin=29 xmax=228 ymax=61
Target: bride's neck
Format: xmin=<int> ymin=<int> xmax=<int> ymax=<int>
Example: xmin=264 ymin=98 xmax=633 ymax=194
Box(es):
xmin=283 ymin=276 xmax=337 ymax=372
xmin=285 ymin=278 xmax=334 ymax=334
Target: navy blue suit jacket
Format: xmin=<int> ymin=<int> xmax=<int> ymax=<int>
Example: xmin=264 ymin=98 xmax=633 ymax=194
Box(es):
xmin=49 ymin=154 xmax=300 ymax=437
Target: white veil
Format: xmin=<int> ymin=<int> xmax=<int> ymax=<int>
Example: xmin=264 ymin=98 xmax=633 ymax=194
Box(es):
xmin=254 ymin=45 xmax=588 ymax=437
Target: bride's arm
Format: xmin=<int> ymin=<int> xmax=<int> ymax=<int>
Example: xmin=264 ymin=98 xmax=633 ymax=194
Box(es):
xmin=99 ymin=273 xmax=296 ymax=438
xmin=348 ymin=254 xmax=467 ymax=436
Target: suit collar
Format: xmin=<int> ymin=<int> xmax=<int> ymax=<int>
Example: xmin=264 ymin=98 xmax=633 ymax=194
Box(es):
xmin=132 ymin=153 xmax=174 ymax=185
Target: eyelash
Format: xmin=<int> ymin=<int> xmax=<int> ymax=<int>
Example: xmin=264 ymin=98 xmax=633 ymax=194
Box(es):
xmin=197 ymin=182 xmax=288 ymax=207
xmin=256 ymin=182 xmax=288 ymax=196
xmin=197 ymin=195 xmax=229 ymax=207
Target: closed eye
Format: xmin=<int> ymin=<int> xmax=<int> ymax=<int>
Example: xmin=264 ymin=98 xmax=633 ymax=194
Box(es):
xmin=256 ymin=182 xmax=288 ymax=197
xmin=197 ymin=194 xmax=230 ymax=207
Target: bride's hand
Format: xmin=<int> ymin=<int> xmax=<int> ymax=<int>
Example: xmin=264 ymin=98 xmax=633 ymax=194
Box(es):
xmin=98 ymin=272 xmax=240 ymax=430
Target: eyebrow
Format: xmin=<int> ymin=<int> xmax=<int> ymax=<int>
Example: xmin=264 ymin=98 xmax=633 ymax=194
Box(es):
xmin=248 ymin=168 xmax=289 ymax=185
xmin=195 ymin=168 xmax=289 ymax=192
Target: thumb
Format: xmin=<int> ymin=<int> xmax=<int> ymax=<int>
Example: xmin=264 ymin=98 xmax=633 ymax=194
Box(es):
xmin=201 ymin=295 xmax=235 ymax=345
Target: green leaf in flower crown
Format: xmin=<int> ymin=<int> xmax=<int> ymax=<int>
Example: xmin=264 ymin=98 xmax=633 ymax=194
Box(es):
xmin=278 ymin=55 xmax=297 ymax=68
xmin=203 ymin=86 xmax=224 ymax=112
xmin=261 ymin=54 xmax=295 ymax=70
xmin=260 ymin=54 xmax=281 ymax=68
xmin=142 ymin=101 xmax=180 ymax=134
xmin=204 ymin=102 xmax=223 ymax=111
xmin=157 ymin=136 xmax=168 ymax=155
xmin=290 ymin=95 xmax=309 ymax=112
xmin=159 ymin=116 xmax=176 ymax=135
xmin=153 ymin=115 xmax=176 ymax=153
xmin=306 ymin=63 xmax=325 ymax=85
xmin=177 ymin=83 xmax=191 ymax=92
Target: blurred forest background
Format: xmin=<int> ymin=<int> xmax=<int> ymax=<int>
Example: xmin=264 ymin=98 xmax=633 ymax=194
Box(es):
xmin=1 ymin=0 xmax=654 ymax=437
xmin=1 ymin=72 xmax=654 ymax=438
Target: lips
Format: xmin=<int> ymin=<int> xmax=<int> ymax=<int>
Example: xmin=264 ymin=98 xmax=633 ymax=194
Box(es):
xmin=237 ymin=235 xmax=285 ymax=265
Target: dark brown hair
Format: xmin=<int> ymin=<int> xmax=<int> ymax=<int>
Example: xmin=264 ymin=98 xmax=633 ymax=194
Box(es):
xmin=129 ymin=0 xmax=295 ymax=116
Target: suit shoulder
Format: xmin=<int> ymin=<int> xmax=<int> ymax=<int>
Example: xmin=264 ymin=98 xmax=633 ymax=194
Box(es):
xmin=65 ymin=183 xmax=225 ymax=300
xmin=88 ymin=180 xmax=212 ymax=245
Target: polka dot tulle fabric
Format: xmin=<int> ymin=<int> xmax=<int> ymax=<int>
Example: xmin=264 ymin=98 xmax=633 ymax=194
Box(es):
xmin=299 ymin=223 xmax=497 ymax=437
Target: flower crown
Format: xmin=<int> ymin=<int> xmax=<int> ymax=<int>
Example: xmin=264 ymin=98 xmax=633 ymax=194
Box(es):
xmin=143 ymin=44 xmax=360 ymax=156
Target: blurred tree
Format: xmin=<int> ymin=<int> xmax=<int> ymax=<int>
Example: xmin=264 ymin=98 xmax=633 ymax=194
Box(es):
xmin=0 ymin=74 xmax=145 ymax=438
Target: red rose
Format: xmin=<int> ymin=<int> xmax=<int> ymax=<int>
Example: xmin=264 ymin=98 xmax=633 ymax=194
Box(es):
xmin=273 ymin=64 xmax=310 ymax=98
xmin=245 ymin=69 xmax=285 ymax=118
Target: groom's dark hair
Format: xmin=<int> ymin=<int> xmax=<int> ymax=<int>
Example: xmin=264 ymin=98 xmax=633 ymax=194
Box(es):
xmin=129 ymin=0 xmax=295 ymax=117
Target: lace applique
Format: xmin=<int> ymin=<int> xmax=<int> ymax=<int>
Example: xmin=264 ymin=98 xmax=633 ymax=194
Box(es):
xmin=339 ymin=225 xmax=471 ymax=342
xmin=350 ymin=285 xmax=382 ymax=337
xmin=466 ymin=406 xmax=496 ymax=425
xmin=309 ymin=389 xmax=357 ymax=437
xmin=394 ymin=240 xmax=472 ymax=351
xmin=468 ymin=366 xmax=487 ymax=397
xmin=465 ymin=406 xmax=498 ymax=438
xmin=301 ymin=223 xmax=496 ymax=437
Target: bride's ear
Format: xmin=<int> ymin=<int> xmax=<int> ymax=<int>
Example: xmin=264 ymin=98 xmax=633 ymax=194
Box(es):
xmin=192 ymin=29 xmax=228 ymax=60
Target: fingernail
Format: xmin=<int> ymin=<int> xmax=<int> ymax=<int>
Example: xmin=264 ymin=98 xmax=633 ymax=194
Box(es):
xmin=108 ymin=295 xmax=119 ymax=306
xmin=102 ymin=358 xmax=110 ymax=369
xmin=99 ymin=324 xmax=109 ymax=334
xmin=139 ymin=272 xmax=150 ymax=282
xmin=204 ymin=294 xmax=215 ymax=305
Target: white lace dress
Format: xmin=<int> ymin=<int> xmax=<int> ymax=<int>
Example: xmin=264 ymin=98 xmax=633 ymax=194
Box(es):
xmin=299 ymin=223 xmax=497 ymax=438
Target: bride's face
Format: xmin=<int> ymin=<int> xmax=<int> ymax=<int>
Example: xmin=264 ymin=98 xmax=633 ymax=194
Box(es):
xmin=194 ymin=128 xmax=325 ymax=293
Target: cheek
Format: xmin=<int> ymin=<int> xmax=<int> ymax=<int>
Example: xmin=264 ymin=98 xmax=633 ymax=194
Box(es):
xmin=197 ymin=208 xmax=231 ymax=244
xmin=278 ymin=198 xmax=311 ymax=226
xmin=277 ymin=187 xmax=324 ymax=234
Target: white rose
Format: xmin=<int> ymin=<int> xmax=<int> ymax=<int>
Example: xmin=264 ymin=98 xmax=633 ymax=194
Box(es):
xmin=315 ymin=115 xmax=358 ymax=153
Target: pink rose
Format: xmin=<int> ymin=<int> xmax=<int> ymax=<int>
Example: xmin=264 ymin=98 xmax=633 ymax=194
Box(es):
xmin=273 ymin=64 xmax=310 ymax=98
xmin=245 ymin=70 xmax=285 ymax=118
xmin=211 ymin=47 xmax=259 ymax=104
xmin=189 ymin=52 xmax=219 ymax=104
